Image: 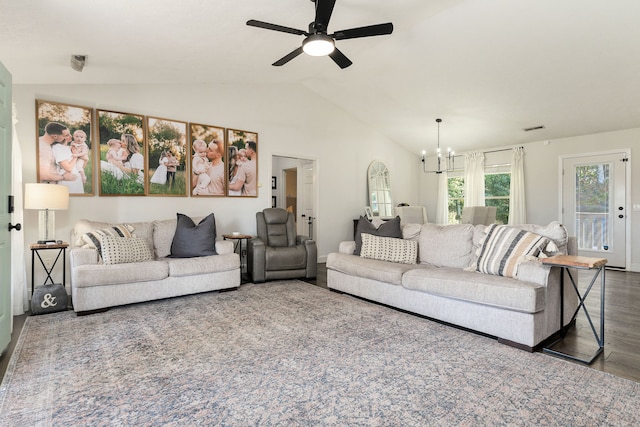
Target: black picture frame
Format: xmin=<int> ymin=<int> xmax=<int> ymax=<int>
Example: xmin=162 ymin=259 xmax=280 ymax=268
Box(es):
xmin=272 ymin=196 xmax=276 ymax=208
xmin=272 ymin=176 xmax=277 ymax=189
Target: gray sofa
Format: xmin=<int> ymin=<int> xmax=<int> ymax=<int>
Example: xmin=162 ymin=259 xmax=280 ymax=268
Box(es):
xmin=69 ymin=218 xmax=240 ymax=313
xmin=327 ymin=221 xmax=579 ymax=350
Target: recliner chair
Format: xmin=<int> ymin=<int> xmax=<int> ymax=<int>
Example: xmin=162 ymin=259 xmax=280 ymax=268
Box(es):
xmin=460 ymin=206 xmax=497 ymax=225
xmin=394 ymin=206 xmax=428 ymax=224
xmin=247 ymin=208 xmax=317 ymax=282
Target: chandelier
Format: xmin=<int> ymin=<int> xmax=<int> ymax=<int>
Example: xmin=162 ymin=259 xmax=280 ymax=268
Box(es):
xmin=421 ymin=118 xmax=454 ymax=174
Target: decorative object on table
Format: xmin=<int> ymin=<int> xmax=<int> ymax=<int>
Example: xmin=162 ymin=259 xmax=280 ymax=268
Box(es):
xmin=97 ymin=109 xmax=146 ymax=196
xmin=364 ymin=206 xmax=373 ymax=220
xmin=367 ymin=161 xmax=393 ymax=217
xmin=189 ymin=122 xmax=226 ymax=197
xmin=421 ymin=118 xmax=454 ymax=174
xmin=24 ymin=183 xmax=69 ymax=244
xmin=36 ymin=99 xmax=95 ymax=195
xmin=246 ymin=0 xmax=393 ymax=69
xmin=30 ymin=283 xmax=68 ymax=315
xmin=147 ymin=116 xmax=188 ymax=197
xmin=226 ymin=128 xmax=258 ymax=197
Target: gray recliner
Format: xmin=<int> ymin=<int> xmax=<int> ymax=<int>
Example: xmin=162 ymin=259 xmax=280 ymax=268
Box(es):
xmin=247 ymin=208 xmax=317 ymax=282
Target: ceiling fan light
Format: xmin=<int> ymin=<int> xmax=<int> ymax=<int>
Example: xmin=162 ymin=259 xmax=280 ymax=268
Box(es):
xmin=302 ymin=35 xmax=335 ymax=56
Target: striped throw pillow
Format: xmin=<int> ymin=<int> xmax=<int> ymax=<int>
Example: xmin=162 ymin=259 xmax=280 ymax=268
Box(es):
xmin=81 ymin=224 xmax=136 ymax=257
xmin=360 ymin=233 xmax=418 ymax=265
xmin=476 ymin=224 xmax=550 ymax=278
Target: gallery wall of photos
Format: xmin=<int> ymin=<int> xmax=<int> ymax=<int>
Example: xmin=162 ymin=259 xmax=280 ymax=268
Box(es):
xmin=35 ymin=99 xmax=259 ymax=198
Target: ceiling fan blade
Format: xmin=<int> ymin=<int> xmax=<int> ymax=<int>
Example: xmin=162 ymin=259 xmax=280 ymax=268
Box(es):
xmin=314 ymin=0 xmax=336 ymax=30
xmin=332 ymin=23 xmax=394 ymax=40
xmin=272 ymin=46 xmax=304 ymax=66
xmin=247 ymin=19 xmax=307 ymax=36
xmin=328 ymin=48 xmax=353 ymax=69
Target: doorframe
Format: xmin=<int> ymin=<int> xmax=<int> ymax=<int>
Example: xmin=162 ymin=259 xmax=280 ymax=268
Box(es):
xmin=558 ymin=148 xmax=631 ymax=270
xmin=271 ymin=152 xmax=319 ymax=248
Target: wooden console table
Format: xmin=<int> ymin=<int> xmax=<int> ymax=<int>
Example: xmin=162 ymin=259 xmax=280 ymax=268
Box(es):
xmin=541 ymin=255 xmax=607 ymax=364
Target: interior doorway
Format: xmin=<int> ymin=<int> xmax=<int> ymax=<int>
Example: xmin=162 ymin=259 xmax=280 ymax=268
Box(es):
xmin=272 ymin=155 xmax=317 ymax=239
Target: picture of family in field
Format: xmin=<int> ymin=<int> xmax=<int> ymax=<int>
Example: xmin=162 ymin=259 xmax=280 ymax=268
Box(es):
xmin=147 ymin=117 xmax=187 ymax=196
xmin=189 ymin=123 xmax=226 ymax=197
xmin=98 ymin=110 xmax=146 ymax=196
xmin=227 ymin=129 xmax=258 ymax=197
xmin=36 ymin=100 xmax=94 ymax=195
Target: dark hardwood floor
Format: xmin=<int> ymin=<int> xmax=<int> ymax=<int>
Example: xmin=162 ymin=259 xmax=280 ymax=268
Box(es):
xmin=2 ymin=264 xmax=639 ymax=384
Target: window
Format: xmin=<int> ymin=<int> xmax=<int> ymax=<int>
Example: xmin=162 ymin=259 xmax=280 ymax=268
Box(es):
xmin=447 ymin=171 xmax=511 ymax=224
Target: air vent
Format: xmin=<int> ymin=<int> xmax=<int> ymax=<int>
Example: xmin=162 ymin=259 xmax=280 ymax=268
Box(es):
xmin=523 ymin=125 xmax=545 ymax=132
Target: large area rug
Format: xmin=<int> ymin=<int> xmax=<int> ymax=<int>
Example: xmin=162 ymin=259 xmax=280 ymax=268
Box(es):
xmin=1 ymin=281 xmax=639 ymax=426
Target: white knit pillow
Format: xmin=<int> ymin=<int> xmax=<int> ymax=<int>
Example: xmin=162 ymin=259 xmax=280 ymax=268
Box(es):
xmin=81 ymin=224 xmax=136 ymax=256
xmin=360 ymin=233 xmax=417 ymax=265
xmin=101 ymin=235 xmax=153 ymax=265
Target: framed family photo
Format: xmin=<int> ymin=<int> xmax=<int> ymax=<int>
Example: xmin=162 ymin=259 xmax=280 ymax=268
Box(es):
xmin=226 ymin=128 xmax=258 ymax=197
xmin=36 ymin=99 xmax=94 ymax=196
xmin=97 ymin=110 xmax=146 ymax=196
xmin=188 ymin=122 xmax=225 ymax=197
xmin=147 ymin=117 xmax=188 ymax=197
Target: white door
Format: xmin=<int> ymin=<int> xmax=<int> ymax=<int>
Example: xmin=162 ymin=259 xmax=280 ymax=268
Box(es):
xmin=0 ymin=61 xmax=13 ymax=354
xmin=300 ymin=161 xmax=316 ymax=239
xmin=562 ymin=152 xmax=627 ymax=268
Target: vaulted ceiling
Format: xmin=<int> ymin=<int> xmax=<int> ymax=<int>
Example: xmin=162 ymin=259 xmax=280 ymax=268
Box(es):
xmin=2 ymin=0 xmax=639 ymax=156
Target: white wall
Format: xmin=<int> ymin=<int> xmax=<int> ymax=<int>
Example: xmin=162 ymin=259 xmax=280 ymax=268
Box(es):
xmin=13 ymin=83 xmax=420 ymax=282
xmin=419 ymin=128 xmax=640 ymax=271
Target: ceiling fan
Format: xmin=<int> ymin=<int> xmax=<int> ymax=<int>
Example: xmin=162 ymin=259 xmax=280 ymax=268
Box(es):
xmin=247 ymin=0 xmax=393 ymax=69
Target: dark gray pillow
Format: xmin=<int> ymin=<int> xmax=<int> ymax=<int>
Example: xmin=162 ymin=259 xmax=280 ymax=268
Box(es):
xmin=354 ymin=215 xmax=402 ymax=255
xmin=170 ymin=213 xmax=217 ymax=258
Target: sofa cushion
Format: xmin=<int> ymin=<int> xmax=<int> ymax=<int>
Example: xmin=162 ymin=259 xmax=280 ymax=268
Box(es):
xmin=402 ymin=267 xmax=545 ymax=314
xmin=326 ymin=253 xmax=424 ymax=286
xmin=170 ymin=213 xmax=217 ymax=258
xmin=72 ymin=219 xmax=154 ymax=253
xmin=164 ymin=254 xmax=240 ymax=277
xmin=72 ymin=260 xmax=169 ymax=288
xmin=476 ymin=224 xmax=550 ymax=278
xmin=418 ymin=223 xmax=475 ymax=268
xmin=354 ymin=216 xmax=402 ymax=255
xmin=360 ymin=233 xmax=417 ymax=265
xmin=101 ymin=236 xmax=154 ymax=265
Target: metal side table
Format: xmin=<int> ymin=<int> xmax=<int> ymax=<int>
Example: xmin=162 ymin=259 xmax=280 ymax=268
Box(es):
xmin=542 ymin=254 xmax=607 ymax=364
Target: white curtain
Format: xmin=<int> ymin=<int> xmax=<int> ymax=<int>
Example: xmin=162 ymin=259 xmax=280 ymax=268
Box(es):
xmin=11 ymin=102 xmax=27 ymax=316
xmin=508 ymin=146 xmax=526 ymax=225
xmin=435 ymin=171 xmax=449 ymax=224
xmin=464 ymin=152 xmax=485 ymax=207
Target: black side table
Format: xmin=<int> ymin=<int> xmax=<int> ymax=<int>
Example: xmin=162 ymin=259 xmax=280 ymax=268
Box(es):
xmin=30 ymin=242 xmax=68 ymax=296
xmin=222 ymin=234 xmax=252 ymax=282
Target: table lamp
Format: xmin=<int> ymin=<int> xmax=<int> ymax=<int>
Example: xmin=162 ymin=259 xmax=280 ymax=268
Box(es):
xmin=24 ymin=183 xmax=69 ymax=244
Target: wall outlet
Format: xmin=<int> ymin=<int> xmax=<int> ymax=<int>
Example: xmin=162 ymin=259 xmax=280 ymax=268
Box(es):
xmin=633 ymin=204 xmax=640 ymax=212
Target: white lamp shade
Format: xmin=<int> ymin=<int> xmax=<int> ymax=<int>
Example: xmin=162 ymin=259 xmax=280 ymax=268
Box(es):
xmin=24 ymin=183 xmax=69 ymax=210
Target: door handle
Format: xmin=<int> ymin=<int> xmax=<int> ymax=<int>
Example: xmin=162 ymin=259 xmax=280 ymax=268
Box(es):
xmin=8 ymin=223 xmax=22 ymax=231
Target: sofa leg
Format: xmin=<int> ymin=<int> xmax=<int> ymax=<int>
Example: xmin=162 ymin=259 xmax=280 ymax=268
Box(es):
xmin=497 ymin=337 xmax=535 ymax=352
xmin=75 ymin=307 xmax=110 ymax=316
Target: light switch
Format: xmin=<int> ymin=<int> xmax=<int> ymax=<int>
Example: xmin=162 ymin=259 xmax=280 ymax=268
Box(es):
xmin=633 ymin=204 xmax=640 ymax=211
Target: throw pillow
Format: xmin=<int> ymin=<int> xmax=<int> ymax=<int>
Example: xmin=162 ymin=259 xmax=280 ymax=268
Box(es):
xmin=360 ymin=233 xmax=417 ymax=264
xmin=81 ymin=224 xmax=136 ymax=257
xmin=476 ymin=224 xmax=551 ymax=278
xmin=170 ymin=213 xmax=217 ymax=258
xmin=354 ymin=215 xmax=402 ymax=255
xmin=101 ymin=236 xmax=153 ymax=265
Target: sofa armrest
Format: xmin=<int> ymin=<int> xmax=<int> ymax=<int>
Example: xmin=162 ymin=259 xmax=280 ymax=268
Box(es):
xmin=338 ymin=241 xmax=356 ymax=255
xmin=247 ymin=237 xmax=266 ymax=282
xmin=516 ymin=260 xmax=551 ymax=287
xmin=215 ymin=240 xmax=235 ymax=255
xmin=70 ymin=248 xmax=99 ymax=268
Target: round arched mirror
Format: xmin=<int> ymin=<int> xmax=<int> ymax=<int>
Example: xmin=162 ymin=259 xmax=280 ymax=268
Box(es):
xmin=367 ymin=161 xmax=393 ymax=218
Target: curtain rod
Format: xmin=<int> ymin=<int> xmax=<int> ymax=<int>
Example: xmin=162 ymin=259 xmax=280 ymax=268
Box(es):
xmin=451 ymin=146 xmax=524 ymax=158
